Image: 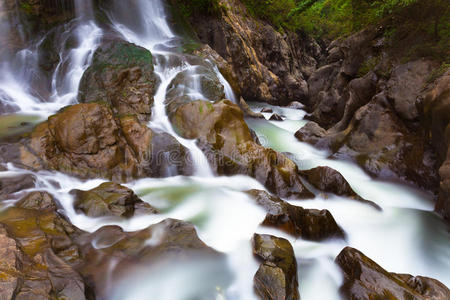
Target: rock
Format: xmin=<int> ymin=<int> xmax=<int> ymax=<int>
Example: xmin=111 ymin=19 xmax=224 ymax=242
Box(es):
xmin=0 ymin=173 xmax=36 ymax=199
xmin=387 ymin=60 xmax=438 ymax=121
xmin=0 ymin=103 xmax=193 ymax=181
xmin=336 ymin=247 xmax=450 ymax=300
xmin=423 ymin=70 xmax=450 ymax=223
xmin=16 ymin=191 xmax=58 ymax=210
xmin=71 ymin=182 xmax=158 ymax=218
xmin=170 ymin=99 xmax=313 ymax=199
xmin=247 ymin=190 xmax=344 ymax=240
xmin=287 ymin=101 xmax=305 ymax=110
xmin=0 ymin=192 xmax=88 ymax=300
xmin=76 ymin=218 xmax=220 ymax=298
xmin=294 ymin=121 xmax=328 ymax=149
xmin=79 ymin=40 xmax=159 ymax=122
xmin=240 ymin=97 xmax=264 ymax=119
xmin=193 ymin=44 xmax=241 ymax=96
xmin=0 ymin=224 xmax=21 ymax=300
xmin=261 ymin=107 xmax=273 ymax=113
xmin=172 ymin=0 xmax=318 ymax=105
xmin=300 ymin=166 xmax=380 ymax=209
xmin=296 ymin=93 xmax=438 ymax=191
xmin=252 ymin=234 xmax=299 ymax=300
xmin=166 ymin=65 xmax=225 ymax=103
xmin=269 ymin=113 xmax=283 ymax=121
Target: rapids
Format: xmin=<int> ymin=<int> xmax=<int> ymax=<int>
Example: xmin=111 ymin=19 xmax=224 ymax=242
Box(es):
xmin=0 ymin=0 xmax=448 ymax=299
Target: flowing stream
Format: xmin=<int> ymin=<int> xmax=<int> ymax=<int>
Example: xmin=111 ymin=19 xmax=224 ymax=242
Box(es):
xmin=0 ymin=1 xmax=449 ymax=299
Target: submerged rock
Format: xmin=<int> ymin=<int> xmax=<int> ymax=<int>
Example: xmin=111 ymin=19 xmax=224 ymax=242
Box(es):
xmin=336 ymin=247 xmax=450 ymax=300
xmin=79 ymin=40 xmax=159 ymax=122
xmin=247 ymin=190 xmax=344 ymax=240
xmin=252 ymin=234 xmax=299 ymax=300
xmin=170 ymin=99 xmax=313 ymax=199
xmin=71 ymin=182 xmax=158 ymax=218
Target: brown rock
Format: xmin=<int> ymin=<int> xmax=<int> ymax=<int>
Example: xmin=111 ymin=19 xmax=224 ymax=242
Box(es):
xmin=247 ymin=190 xmax=344 ymax=240
xmin=336 ymin=247 xmax=450 ymax=300
xmin=71 ymin=182 xmax=158 ymax=218
xmin=170 ymin=99 xmax=313 ymax=199
xmin=300 ymin=166 xmax=381 ymax=209
xmin=252 ymin=234 xmax=299 ymax=300
xmin=79 ymin=40 xmax=159 ymax=122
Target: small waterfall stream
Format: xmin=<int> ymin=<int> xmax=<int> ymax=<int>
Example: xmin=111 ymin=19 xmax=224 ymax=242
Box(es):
xmin=0 ymin=1 xmax=449 ymax=300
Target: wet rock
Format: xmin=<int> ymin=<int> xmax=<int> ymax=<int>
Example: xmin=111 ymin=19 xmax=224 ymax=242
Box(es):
xmin=240 ymin=97 xmax=264 ymax=119
xmin=252 ymin=234 xmax=299 ymax=300
xmin=269 ymin=113 xmax=283 ymax=121
xmin=166 ymin=65 xmax=225 ymax=103
xmin=79 ymin=40 xmax=159 ymax=122
xmin=287 ymin=101 xmax=304 ymax=110
xmin=0 ymin=103 xmax=192 ymax=181
xmin=173 ymin=0 xmax=318 ymax=105
xmin=170 ymin=99 xmax=313 ymax=199
xmin=0 ymin=192 xmax=88 ymax=300
xmin=0 ymin=173 xmax=36 ymax=199
xmin=261 ymin=107 xmax=273 ymax=113
xmin=300 ymin=166 xmax=380 ymax=209
xmin=71 ymin=182 xmax=158 ymax=218
xmin=193 ymin=44 xmax=241 ymax=96
xmin=16 ymin=191 xmax=58 ymax=210
xmin=77 ymin=218 xmax=220 ymax=298
xmin=336 ymin=247 xmax=450 ymax=300
xmin=296 ymin=93 xmax=438 ymax=191
xmin=423 ymin=71 xmax=450 ymax=224
xmin=247 ymin=190 xmax=344 ymax=240
xmin=294 ymin=121 xmax=328 ymax=149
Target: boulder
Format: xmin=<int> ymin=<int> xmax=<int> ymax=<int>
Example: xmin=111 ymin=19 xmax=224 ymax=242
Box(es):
xmin=247 ymin=190 xmax=344 ymax=240
xmin=300 ymin=166 xmax=380 ymax=209
xmin=71 ymin=182 xmax=158 ymax=218
xmin=336 ymin=247 xmax=450 ymax=300
xmin=79 ymin=40 xmax=159 ymax=122
xmin=252 ymin=234 xmax=299 ymax=300
xmin=0 ymin=103 xmax=193 ymax=181
xmin=0 ymin=192 xmax=88 ymax=300
xmin=170 ymin=99 xmax=313 ymax=199
xmin=269 ymin=113 xmax=283 ymax=121
xmin=76 ymin=218 xmax=220 ymax=298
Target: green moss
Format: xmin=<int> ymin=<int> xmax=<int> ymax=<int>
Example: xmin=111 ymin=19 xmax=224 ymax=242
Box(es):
xmin=357 ymin=56 xmax=381 ymax=77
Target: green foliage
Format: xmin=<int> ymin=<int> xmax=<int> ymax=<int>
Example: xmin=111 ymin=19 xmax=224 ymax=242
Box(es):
xmin=174 ymin=0 xmax=222 ymax=18
xmin=241 ymin=0 xmax=297 ymax=29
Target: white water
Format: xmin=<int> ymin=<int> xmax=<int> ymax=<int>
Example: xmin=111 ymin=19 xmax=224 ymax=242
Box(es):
xmin=0 ymin=0 xmax=449 ymax=299
xmin=0 ymin=0 xmax=102 ymax=118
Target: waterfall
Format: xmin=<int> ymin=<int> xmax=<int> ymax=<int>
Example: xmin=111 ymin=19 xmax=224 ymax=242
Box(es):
xmin=0 ymin=0 xmax=101 ymax=117
xmin=1 ymin=1 xmax=449 ymax=300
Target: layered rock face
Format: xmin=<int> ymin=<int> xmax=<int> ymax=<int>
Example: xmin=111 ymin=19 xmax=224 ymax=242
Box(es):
xmin=171 ymin=0 xmax=321 ymax=105
xmin=423 ymin=71 xmax=450 ymax=223
xmin=293 ymin=25 xmax=449 ymax=221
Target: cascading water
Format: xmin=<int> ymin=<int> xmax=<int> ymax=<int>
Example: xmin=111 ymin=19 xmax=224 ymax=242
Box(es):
xmin=0 ymin=1 xmax=449 ymax=300
xmin=0 ymin=0 xmax=102 ymax=117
